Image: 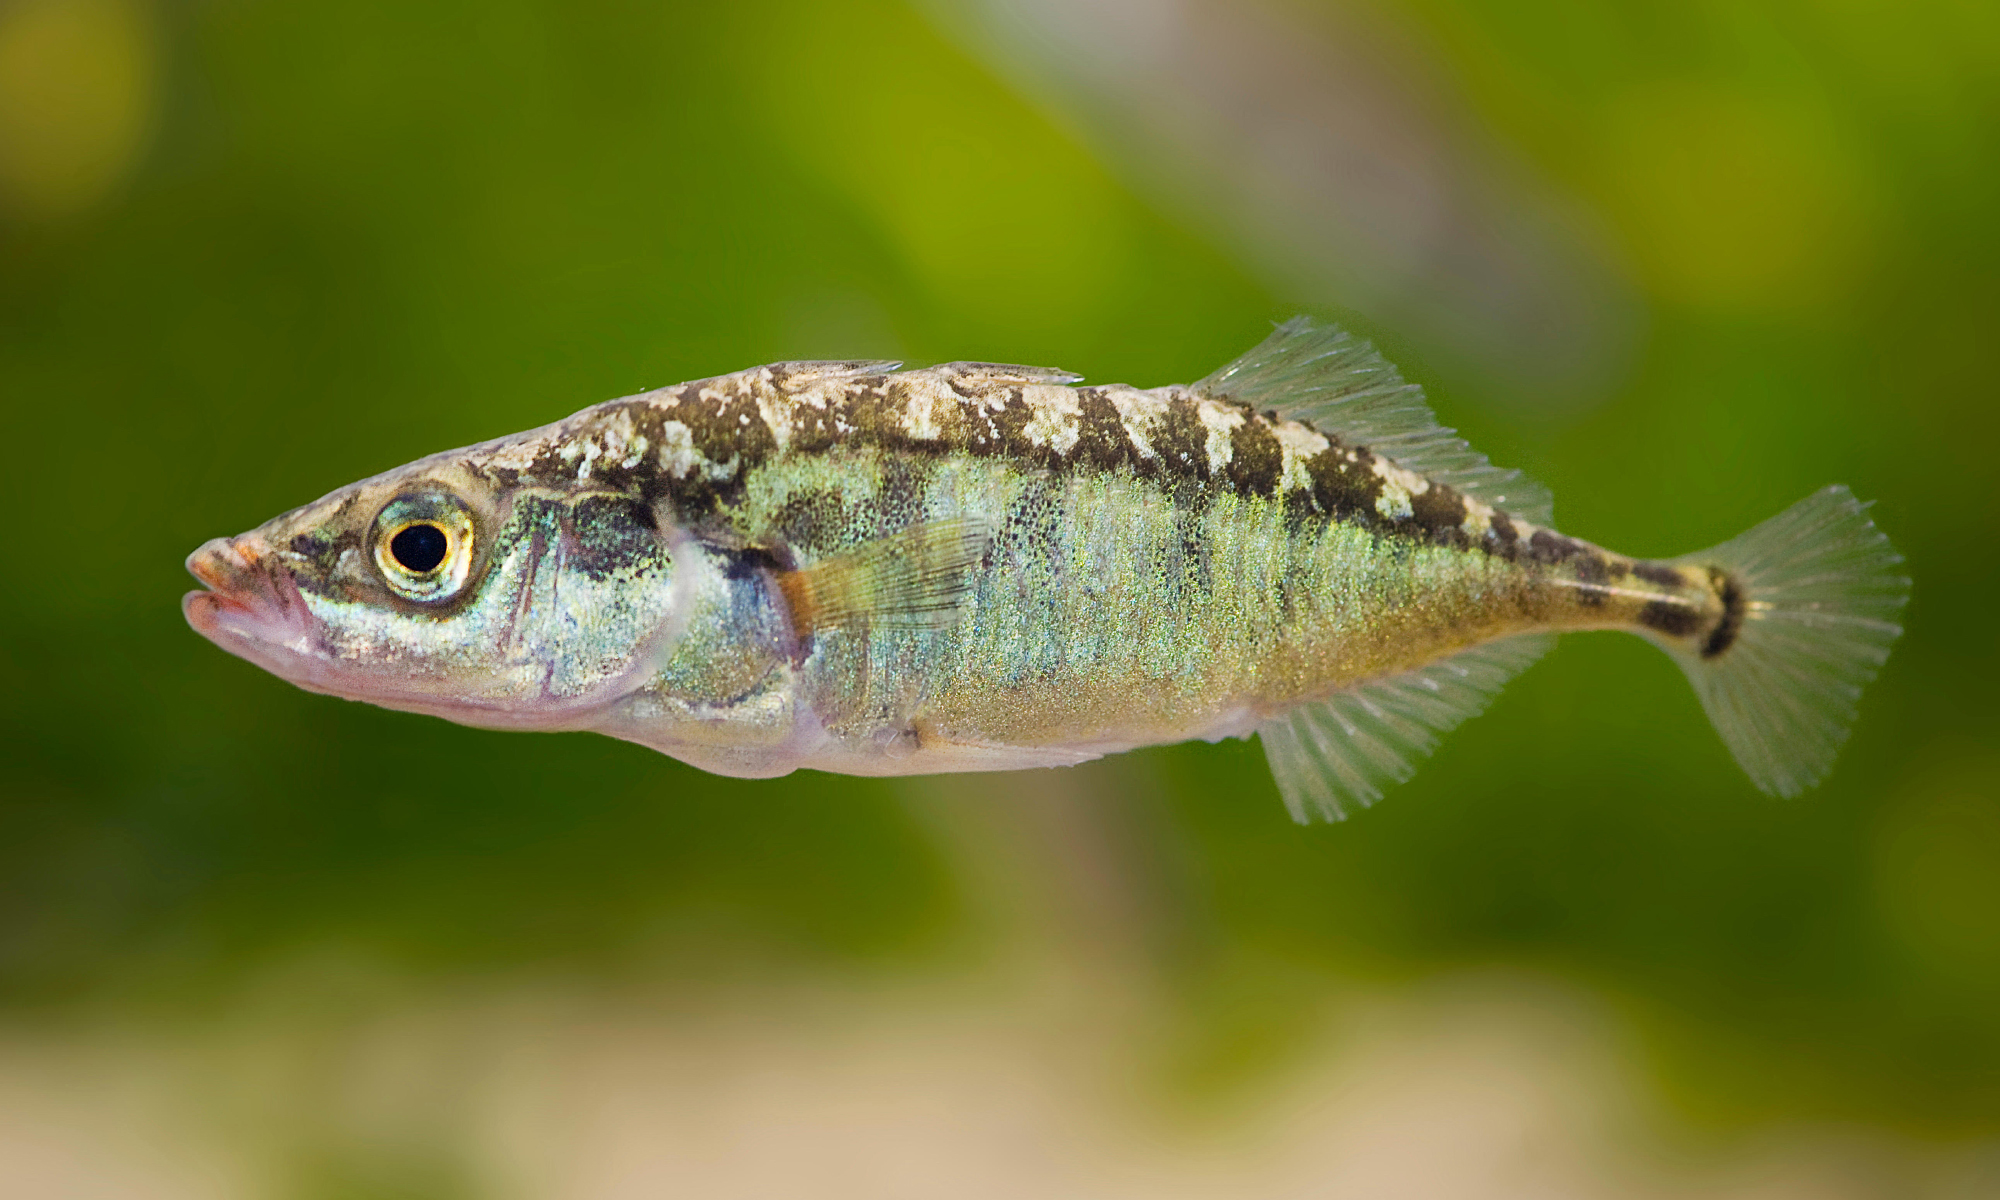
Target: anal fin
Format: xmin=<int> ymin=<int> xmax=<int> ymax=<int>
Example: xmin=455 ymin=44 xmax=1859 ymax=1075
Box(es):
xmin=778 ymin=517 xmax=992 ymax=636
xmin=1259 ymin=634 xmax=1552 ymax=823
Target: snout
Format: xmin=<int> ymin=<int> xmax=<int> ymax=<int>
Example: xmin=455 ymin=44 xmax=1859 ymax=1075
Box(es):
xmin=182 ymin=535 xmax=303 ymax=642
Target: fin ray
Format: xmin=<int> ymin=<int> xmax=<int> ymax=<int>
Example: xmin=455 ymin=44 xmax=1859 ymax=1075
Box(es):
xmin=779 ymin=517 xmax=993 ymax=635
xmin=1663 ymin=486 xmax=1907 ymax=797
xmin=1259 ymin=634 xmax=1553 ymax=823
xmin=1197 ymin=317 xmax=1554 ymax=524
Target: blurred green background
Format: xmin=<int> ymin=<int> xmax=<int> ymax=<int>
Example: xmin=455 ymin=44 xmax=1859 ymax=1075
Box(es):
xmin=2 ymin=0 xmax=1997 ymax=1195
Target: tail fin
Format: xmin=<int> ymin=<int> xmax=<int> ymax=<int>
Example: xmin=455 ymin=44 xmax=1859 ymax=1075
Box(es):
xmin=1667 ymin=486 xmax=1909 ymax=796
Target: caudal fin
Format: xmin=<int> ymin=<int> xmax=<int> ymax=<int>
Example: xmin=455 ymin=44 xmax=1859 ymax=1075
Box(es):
xmin=1667 ymin=486 xmax=1908 ymax=797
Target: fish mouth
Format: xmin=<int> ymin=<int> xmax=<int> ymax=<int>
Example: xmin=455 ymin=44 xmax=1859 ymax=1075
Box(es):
xmin=183 ymin=536 xmax=313 ymax=652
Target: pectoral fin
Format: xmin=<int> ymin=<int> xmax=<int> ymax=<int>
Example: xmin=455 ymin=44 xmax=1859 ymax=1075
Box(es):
xmin=778 ymin=517 xmax=993 ymax=637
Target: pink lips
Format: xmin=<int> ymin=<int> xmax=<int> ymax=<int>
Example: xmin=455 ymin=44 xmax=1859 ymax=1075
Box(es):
xmin=182 ymin=536 xmax=305 ymax=644
xmin=185 ymin=535 xmax=366 ymax=703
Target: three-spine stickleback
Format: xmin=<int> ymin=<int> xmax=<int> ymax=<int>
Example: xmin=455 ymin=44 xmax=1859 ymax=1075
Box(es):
xmin=185 ymin=319 xmax=1908 ymax=819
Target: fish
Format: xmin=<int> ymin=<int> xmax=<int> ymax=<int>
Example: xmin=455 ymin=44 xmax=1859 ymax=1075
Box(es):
xmin=184 ymin=318 xmax=1909 ymax=820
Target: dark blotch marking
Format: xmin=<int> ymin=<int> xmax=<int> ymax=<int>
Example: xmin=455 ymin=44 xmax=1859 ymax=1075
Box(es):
xmin=1701 ymin=571 xmax=1746 ymax=659
xmin=287 ymin=531 xmax=345 ymax=573
xmin=1570 ymin=550 xmax=1612 ymax=607
xmin=1281 ymin=488 xmax=1321 ymax=536
xmin=1000 ymin=475 xmax=1070 ymax=667
xmin=1153 ymin=398 xmax=1212 ymax=480
xmin=659 ymin=471 xmax=747 ymax=525
xmin=774 ymin=488 xmax=847 ymax=554
xmin=567 ymin=495 xmax=668 ymax=579
xmin=1226 ymin=419 xmax=1283 ymax=497
xmin=782 ymin=395 xmax=843 ymax=455
xmin=723 ymin=545 xmax=789 ymax=581
xmin=991 ymin=390 xmax=1057 ymax=469
xmin=1486 ymin=512 xmax=1520 ymax=561
xmin=1071 ymin=388 xmax=1145 ymax=476
xmin=1409 ymin=482 xmax=1469 ymax=548
xmin=1527 ymin=528 xmax=1582 ymax=565
xmin=1638 ymin=598 xmax=1704 ymax=638
xmin=1632 ymin=561 xmax=1682 ymax=587
xmin=1004 ymin=475 xmax=1065 ymax=566
xmin=1172 ymin=478 xmax=1215 ymax=596
xmin=869 ymin=455 xmax=932 ymax=533
xmin=839 ymin=386 xmax=907 ymax=451
xmin=1306 ymin=443 xmax=1384 ymax=524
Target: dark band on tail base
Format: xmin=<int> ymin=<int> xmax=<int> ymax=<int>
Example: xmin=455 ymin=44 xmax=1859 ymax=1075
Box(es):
xmin=1638 ymin=598 xmax=1703 ymax=638
xmin=1700 ymin=570 xmax=1746 ymax=659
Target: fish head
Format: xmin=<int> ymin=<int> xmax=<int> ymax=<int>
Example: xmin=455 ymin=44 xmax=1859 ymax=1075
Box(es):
xmin=184 ymin=447 xmax=688 ymax=729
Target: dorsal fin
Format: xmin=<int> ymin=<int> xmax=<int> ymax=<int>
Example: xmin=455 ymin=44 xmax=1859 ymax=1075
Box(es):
xmin=1257 ymin=634 xmax=1552 ymax=822
xmin=1196 ymin=317 xmax=1554 ymax=524
xmin=777 ymin=517 xmax=993 ymax=636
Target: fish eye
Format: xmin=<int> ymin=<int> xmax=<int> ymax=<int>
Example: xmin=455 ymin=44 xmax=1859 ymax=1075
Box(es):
xmin=372 ymin=491 xmax=477 ymax=602
xmin=389 ymin=523 xmax=449 ymax=574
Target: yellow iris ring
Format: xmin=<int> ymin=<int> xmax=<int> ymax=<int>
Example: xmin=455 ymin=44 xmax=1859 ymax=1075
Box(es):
xmin=382 ymin=520 xmax=452 ymax=574
xmin=372 ymin=494 xmax=476 ymax=603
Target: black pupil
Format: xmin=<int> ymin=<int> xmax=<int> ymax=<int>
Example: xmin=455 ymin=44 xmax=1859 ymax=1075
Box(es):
xmin=390 ymin=523 xmax=449 ymax=573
